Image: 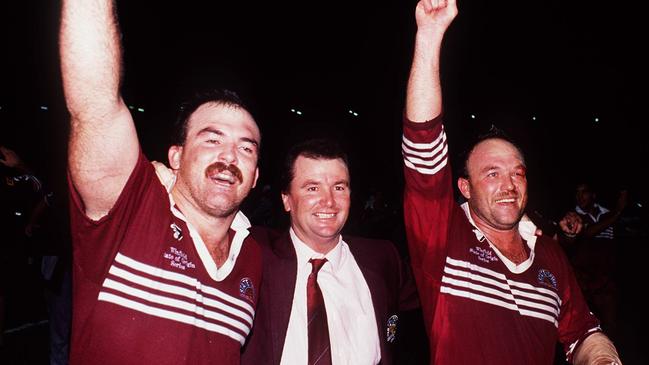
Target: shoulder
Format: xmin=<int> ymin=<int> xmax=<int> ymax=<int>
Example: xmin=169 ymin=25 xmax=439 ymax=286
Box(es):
xmin=344 ymin=235 xmax=400 ymax=262
xmin=248 ymin=226 xmax=284 ymax=246
xmin=534 ymin=235 xmax=572 ymax=267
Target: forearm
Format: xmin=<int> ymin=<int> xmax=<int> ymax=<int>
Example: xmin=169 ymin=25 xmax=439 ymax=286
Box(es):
xmin=572 ymin=332 xmax=621 ymax=365
xmin=60 ymin=0 xmax=124 ymax=120
xmin=406 ymin=28 xmax=445 ymax=123
xmin=583 ymin=212 xmax=621 ymax=238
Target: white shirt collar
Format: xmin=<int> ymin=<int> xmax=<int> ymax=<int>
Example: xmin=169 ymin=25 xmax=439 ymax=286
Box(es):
xmin=166 ymin=184 xmax=251 ymax=281
xmin=289 ymin=228 xmax=344 ymax=273
xmin=575 ymin=203 xmax=609 ymax=218
xmin=460 ymin=202 xmax=537 ymax=273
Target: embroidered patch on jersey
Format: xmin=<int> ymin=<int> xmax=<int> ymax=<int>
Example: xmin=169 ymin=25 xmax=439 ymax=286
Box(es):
xmin=386 ymin=314 xmax=399 ymax=343
xmin=162 ymin=246 xmax=196 ymax=271
xmin=170 ymin=223 xmax=183 ymax=240
xmin=469 ymin=246 xmax=499 ymax=263
xmin=239 ymin=277 xmax=255 ymax=302
xmin=537 ymin=269 xmax=557 ymax=289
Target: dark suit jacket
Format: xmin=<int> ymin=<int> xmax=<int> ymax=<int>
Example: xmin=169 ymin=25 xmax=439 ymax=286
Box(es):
xmin=241 ymin=227 xmax=418 ymax=365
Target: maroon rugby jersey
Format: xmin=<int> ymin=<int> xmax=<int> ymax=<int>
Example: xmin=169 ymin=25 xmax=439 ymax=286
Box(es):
xmin=68 ymin=152 xmax=261 ymax=364
xmin=402 ymin=116 xmax=600 ymax=364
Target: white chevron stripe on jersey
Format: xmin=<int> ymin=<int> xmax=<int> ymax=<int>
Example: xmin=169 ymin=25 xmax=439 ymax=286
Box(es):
xmin=440 ymin=285 xmax=558 ymax=327
xmin=108 ymin=265 xmax=253 ymax=325
xmin=446 ymin=257 xmax=561 ymax=305
xmin=99 ymin=253 xmax=256 ymax=344
xmin=443 ymin=265 xmax=560 ymax=311
xmin=115 ymin=252 xmax=254 ymax=315
xmin=102 ymin=278 xmax=252 ymax=334
xmin=98 ymin=292 xmax=248 ymax=344
xmin=441 ymin=276 xmax=559 ymax=317
xmin=442 ymin=257 xmax=561 ymax=325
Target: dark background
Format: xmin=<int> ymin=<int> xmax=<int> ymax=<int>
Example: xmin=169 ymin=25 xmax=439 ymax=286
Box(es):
xmin=2 ymin=0 xmax=647 ymax=216
xmin=1 ymin=1 xmax=647 ymax=363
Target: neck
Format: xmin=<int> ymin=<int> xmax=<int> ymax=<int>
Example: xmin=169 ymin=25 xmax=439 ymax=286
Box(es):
xmin=586 ymin=204 xmax=598 ymax=215
xmin=294 ymin=230 xmax=339 ymax=255
xmin=470 ymin=211 xmax=527 ymax=264
xmin=171 ymin=188 xmax=236 ymax=268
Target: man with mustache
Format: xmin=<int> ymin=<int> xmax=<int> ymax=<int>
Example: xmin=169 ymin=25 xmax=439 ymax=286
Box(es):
xmin=60 ymin=0 xmax=262 ymax=363
xmin=401 ymin=0 xmax=621 ymax=363
xmin=240 ymin=139 xmax=419 ymax=365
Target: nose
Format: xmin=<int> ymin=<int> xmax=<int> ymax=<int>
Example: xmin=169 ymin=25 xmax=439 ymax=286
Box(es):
xmin=218 ymin=143 xmax=238 ymax=164
xmin=321 ymin=188 xmax=335 ymax=208
xmin=502 ymin=174 xmax=516 ymax=192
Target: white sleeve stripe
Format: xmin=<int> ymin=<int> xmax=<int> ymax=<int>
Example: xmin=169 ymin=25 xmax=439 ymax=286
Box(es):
xmin=566 ymin=326 xmax=602 ymax=358
xmin=402 ymin=127 xmax=446 ymax=150
xmin=103 ymin=278 xmax=252 ymax=332
xmin=98 ymin=292 xmax=247 ymax=345
xmin=404 ymin=157 xmax=448 ymax=175
xmin=403 ymin=144 xmax=448 ymax=167
xmin=402 ymin=132 xmax=447 ymax=157
xmin=115 ymin=253 xmax=254 ymax=314
xmin=108 ymin=265 xmax=253 ymax=325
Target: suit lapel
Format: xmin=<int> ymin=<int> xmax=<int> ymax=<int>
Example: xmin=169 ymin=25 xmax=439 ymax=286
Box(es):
xmin=266 ymin=231 xmax=298 ymax=364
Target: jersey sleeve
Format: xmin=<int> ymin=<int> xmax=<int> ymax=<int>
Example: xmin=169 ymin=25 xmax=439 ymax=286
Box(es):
xmin=555 ymin=246 xmax=602 ymax=363
xmin=402 ymin=114 xmax=455 ymax=327
xmin=68 ymin=150 xmax=160 ymax=284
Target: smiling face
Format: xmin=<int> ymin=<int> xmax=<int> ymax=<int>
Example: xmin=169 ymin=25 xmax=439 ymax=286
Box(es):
xmin=458 ymin=138 xmax=528 ymax=231
xmin=281 ymin=156 xmax=350 ymax=253
xmin=169 ymin=102 xmax=260 ymax=218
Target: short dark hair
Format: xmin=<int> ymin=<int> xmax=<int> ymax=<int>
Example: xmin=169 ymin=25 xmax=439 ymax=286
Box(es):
xmin=172 ymin=89 xmax=251 ymax=146
xmin=280 ymin=138 xmax=349 ymax=193
xmin=460 ymin=125 xmax=525 ymax=179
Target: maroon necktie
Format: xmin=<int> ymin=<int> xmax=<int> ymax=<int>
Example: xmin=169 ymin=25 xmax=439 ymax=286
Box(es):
xmin=307 ymin=258 xmax=332 ymax=365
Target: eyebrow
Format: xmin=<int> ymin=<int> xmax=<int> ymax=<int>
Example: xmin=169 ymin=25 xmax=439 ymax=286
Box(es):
xmin=197 ymin=127 xmax=259 ymax=147
xmin=300 ymin=179 xmax=321 ymax=188
xmin=299 ymin=179 xmax=349 ymax=188
xmin=334 ymin=179 xmax=350 ymax=186
xmin=479 ymin=164 xmax=526 ymax=174
xmin=480 ymin=165 xmax=501 ymax=174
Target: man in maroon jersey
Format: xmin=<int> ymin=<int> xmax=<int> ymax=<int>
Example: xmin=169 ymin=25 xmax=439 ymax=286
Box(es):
xmin=401 ymin=0 xmax=621 ymax=363
xmin=60 ymin=0 xmax=262 ymax=363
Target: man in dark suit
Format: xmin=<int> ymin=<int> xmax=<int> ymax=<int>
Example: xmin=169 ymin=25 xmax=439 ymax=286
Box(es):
xmin=242 ymin=138 xmax=418 ymax=365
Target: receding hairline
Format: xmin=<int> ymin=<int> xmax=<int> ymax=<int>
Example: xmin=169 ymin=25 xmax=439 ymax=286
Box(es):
xmin=464 ymin=137 xmax=526 ymax=176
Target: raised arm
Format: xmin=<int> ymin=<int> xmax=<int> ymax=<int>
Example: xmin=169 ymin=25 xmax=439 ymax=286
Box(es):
xmin=60 ymin=0 xmax=139 ymax=220
xmin=406 ymin=0 xmax=457 ymax=122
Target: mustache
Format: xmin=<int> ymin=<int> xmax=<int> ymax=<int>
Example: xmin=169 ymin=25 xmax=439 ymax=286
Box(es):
xmin=495 ymin=192 xmax=518 ymax=200
xmin=205 ymin=162 xmax=243 ymax=183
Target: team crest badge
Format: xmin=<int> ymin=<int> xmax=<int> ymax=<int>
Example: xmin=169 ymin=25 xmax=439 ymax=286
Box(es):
xmin=170 ymin=223 xmax=183 ymax=241
xmin=239 ymin=277 xmax=255 ymax=302
xmin=537 ymin=269 xmax=558 ymax=289
xmin=386 ymin=314 xmax=399 ymax=343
